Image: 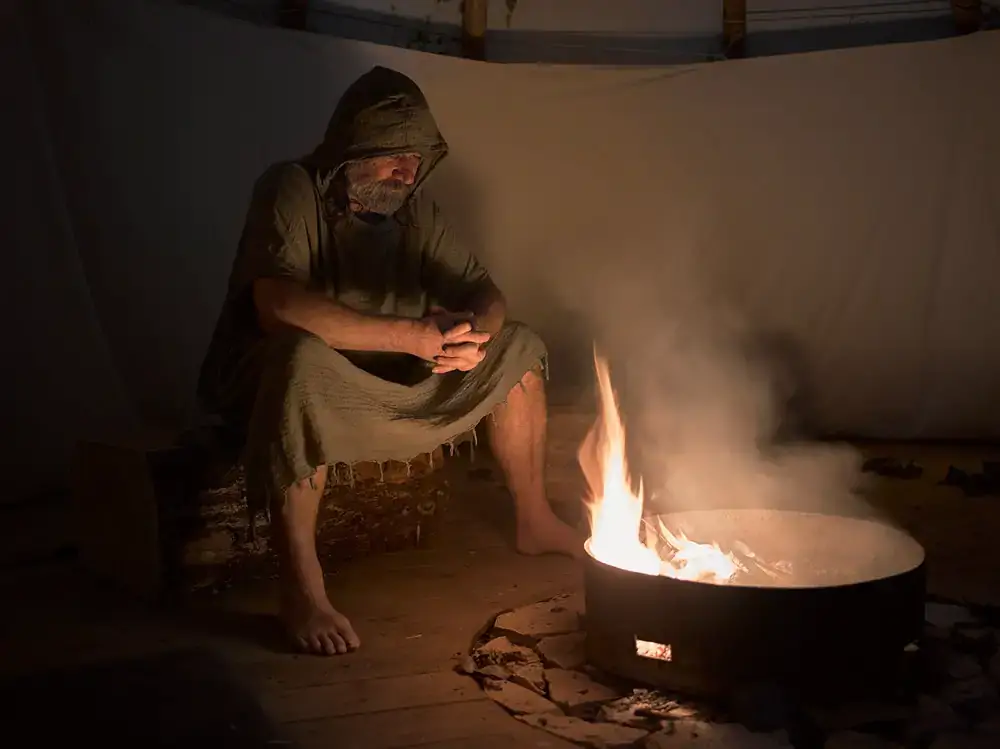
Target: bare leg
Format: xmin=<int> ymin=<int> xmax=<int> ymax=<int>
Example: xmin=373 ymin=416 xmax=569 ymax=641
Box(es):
xmin=488 ymin=368 xmax=584 ymax=557
xmin=272 ymin=463 xmax=361 ymax=655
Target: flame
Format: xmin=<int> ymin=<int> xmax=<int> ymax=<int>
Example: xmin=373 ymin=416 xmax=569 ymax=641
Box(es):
xmin=581 ymin=351 xmax=743 ymax=584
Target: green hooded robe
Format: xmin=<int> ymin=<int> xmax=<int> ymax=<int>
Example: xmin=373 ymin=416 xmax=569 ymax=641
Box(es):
xmin=197 ymin=66 xmax=547 ymax=514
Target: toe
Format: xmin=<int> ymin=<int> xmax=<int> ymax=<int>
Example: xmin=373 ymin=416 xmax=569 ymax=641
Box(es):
xmin=331 ymin=632 xmax=348 ymax=654
xmin=319 ymin=633 xmax=339 ymax=656
xmin=344 ymin=626 xmax=361 ymax=650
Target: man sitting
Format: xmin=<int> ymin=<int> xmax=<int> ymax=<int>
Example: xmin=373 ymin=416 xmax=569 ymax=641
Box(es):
xmin=198 ymin=66 xmax=580 ymax=656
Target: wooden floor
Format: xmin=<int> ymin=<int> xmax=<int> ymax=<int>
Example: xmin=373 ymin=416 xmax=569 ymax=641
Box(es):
xmin=0 ymin=514 xmax=581 ymax=747
xmin=2 ymin=413 xmax=1000 ymax=748
xmin=0 ymin=408 xmax=593 ymax=749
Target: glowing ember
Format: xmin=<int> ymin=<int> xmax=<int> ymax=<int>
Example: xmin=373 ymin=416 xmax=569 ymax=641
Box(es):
xmin=635 ymin=638 xmax=672 ymax=661
xmin=581 ymin=350 xmax=761 ymax=584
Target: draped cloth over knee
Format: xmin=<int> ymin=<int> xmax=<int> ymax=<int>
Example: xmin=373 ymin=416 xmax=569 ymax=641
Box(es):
xmin=195 ymin=66 xmax=548 ymax=516
xmin=241 ymin=322 xmax=544 ymax=514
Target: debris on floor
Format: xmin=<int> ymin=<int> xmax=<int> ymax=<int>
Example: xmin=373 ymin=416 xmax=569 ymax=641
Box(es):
xmin=939 ymin=465 xmax=1000 ymax=499
xmin=461 ymin=594 xmax=1000 ymax=749
xmin=862 ymin=458 xmax=924 ymax=480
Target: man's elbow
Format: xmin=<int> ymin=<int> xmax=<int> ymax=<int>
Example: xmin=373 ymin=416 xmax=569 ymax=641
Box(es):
xmin=479 ymin=282 xmax=506 ymax=314
xmin=252 ymin=278 xmax=294 ymax=332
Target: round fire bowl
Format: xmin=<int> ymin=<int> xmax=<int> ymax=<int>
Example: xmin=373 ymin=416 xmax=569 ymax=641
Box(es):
xmin=583 ymin=509 xmax=926 ymax=702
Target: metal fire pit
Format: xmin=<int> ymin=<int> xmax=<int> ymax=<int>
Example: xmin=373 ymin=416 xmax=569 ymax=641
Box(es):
xmin=583 ymin=509 xmax=926 ymax=701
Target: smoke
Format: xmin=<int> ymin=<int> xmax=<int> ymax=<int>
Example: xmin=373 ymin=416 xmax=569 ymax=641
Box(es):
xmin=545 ymin=231 xmax=874 ymax=520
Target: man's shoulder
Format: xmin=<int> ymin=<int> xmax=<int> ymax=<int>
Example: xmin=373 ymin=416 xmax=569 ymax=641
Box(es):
xmin=253 ymin=161 xmax=318 ymax=206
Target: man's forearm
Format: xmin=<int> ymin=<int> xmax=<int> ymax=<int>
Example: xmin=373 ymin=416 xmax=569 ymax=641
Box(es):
xmin=469 ymin=283 xmax=506 ymax=336
xmin=254 ymin=278 xmax=417 ymax=353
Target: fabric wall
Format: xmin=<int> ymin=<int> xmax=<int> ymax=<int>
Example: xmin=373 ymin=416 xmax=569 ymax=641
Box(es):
xmin=2 ymin=3 xmax=137 ymax=503
xmin=9 ymin=0 xmax=1000 ymax=500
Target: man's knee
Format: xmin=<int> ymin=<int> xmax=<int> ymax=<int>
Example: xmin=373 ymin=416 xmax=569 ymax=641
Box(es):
xmin=504 ymin=363 xmax=546 ymax=408
xmin=519 ymin=364 xmax=545 ymax=391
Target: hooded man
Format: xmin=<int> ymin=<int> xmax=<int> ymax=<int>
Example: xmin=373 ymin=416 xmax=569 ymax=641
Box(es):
xmin=198 ymin=67 xmax=580 ymax=656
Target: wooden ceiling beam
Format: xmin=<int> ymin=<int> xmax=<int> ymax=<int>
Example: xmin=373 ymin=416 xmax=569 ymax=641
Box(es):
xmin=723 ymin=0 xmax=747 ymax=59
xmin=461 ymin=0 xmax=489 ymax=61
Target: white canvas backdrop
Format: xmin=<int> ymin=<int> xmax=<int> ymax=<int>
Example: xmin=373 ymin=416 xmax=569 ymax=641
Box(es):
xmin=7 ymin=0 xmax=1000 ymax=501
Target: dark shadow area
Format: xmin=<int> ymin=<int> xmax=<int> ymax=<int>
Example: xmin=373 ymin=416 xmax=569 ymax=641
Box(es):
xmin=24 ymin=0 xmax=378 ymax=433
xmin=0 ymin=647 xmax=293 ymax=747
xmin=176 ymin=608 xmax=292 ymax=655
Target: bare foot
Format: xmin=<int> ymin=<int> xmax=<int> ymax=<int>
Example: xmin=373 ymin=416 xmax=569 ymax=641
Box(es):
xmin=281 ymin=591 xmax=361 ymax=656
xmin=516 ymin=508 xmax=586 ymax=559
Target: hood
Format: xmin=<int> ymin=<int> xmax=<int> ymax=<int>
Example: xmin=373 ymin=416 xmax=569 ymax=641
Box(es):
xmin=308 ymin=66 xmax=449 ymax=198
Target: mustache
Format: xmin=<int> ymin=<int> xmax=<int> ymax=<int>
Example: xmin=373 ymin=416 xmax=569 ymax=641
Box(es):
xmin=349 ymin=177 xmax=412 ymax=213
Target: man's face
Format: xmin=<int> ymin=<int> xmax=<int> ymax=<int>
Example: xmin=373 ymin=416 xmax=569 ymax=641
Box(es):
xmin=344 ymin=152 xmax=421 ymax=215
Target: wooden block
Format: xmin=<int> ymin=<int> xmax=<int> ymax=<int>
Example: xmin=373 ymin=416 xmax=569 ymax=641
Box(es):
xmin=72 ymin=437 xmax=173 ymax=600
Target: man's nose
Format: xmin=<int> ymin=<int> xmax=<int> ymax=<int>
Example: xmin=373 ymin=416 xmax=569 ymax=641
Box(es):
xmin=394 ymin=165 xmax=417 ymax=185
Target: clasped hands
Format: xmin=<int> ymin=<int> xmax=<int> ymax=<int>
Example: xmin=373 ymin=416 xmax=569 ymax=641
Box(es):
xmin=414 ymin=306 xmax=490 ymax=375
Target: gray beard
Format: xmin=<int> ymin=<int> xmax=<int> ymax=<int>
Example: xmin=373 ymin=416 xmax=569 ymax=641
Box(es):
xmin=347 ymin=178 xmax=412 ymax=216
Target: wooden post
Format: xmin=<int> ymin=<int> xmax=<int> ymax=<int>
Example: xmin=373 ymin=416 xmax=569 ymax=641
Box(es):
xmin=722 ymin=0 xmax=747 ymax=59
xmin=461 ymin=0 xmax=489 ymax=61
xmin=951 ymin=1 xmax=983 ymax=35
xmin=278 ymin=0 xmax=308 ymax=31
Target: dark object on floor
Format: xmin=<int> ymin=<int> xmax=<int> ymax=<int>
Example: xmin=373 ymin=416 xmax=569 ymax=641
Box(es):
xmin=862 ymin=457 xmax=924 ymax=479
xmin=939 ymin=464 xmax=1000 ymax=498
xmin=0 ymin=648 xmax=292 ymax=748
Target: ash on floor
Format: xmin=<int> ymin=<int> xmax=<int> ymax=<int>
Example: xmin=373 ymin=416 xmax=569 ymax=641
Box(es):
xmin=460 ymin=594 xmax=1000 ymax=749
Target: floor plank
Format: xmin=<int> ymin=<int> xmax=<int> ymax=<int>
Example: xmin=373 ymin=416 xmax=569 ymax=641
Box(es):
xmin=285 ymin=699 xmax=567 ymax=749
xmin=399 ymin=730 xmax=577 ymax=748
xmin=261 ymin=671 xmax=483 ymax=723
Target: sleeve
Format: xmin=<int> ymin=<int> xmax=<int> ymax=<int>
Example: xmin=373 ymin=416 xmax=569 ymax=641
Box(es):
xmin=230 ymin=163 xmax=318 ymax=292
xmin=420 ymin=200 xmax=493 ymax=311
